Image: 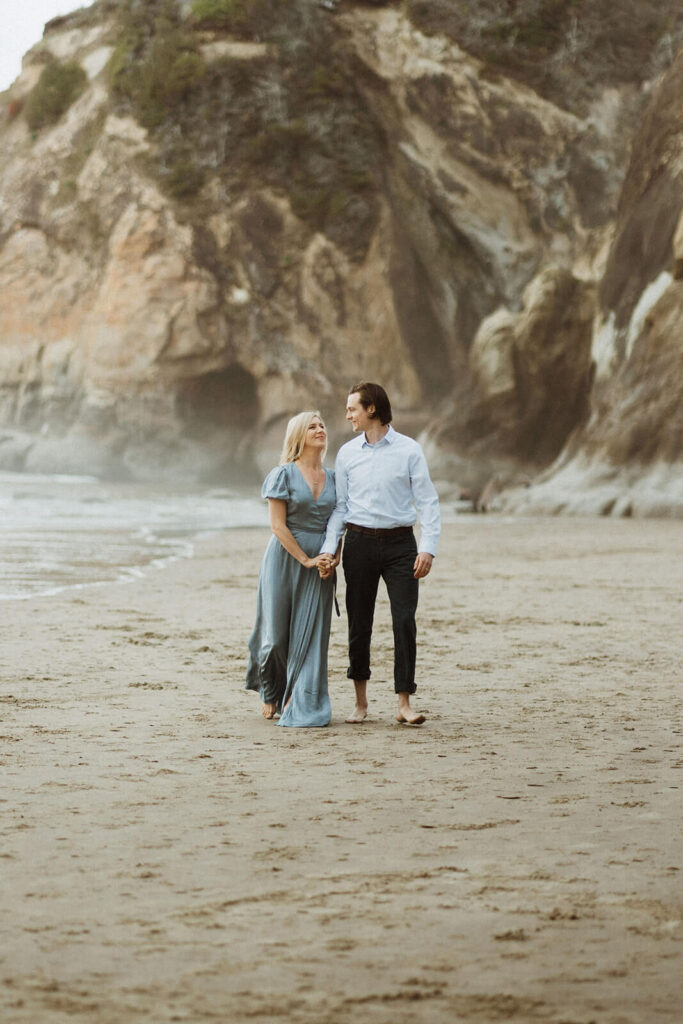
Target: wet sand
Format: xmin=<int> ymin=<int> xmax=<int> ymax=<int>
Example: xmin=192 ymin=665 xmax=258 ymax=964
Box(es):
xmin=1 ymin=518 xmax=681 ymax=1023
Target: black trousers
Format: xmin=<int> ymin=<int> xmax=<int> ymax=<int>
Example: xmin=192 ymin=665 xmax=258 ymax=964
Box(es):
xmin=342 ymin=529 xmax=419 ymax=694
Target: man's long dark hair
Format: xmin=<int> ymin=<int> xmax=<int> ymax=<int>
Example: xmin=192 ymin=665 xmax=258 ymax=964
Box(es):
xmin=348 ymin=382 xmax=393 ymax=425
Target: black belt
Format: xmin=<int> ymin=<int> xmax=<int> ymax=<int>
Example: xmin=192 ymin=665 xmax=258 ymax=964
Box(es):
xmin=346 ymin=522 xmax=413 ymax=538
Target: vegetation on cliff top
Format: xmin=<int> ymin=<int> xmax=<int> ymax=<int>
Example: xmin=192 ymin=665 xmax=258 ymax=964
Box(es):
xmin=407 ymin=0 xmax=683 ymax=115
xmin=109 ymin=0 xmax=205 ymax=129
xmin=107 ymin=0 xmax=381 ymax=257
xmin=189 ymin=0 xmax=272 ymax=35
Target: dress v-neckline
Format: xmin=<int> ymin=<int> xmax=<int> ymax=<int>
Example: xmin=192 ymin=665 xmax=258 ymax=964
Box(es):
xmin=294 ymin=462 xmax=327 ymax=503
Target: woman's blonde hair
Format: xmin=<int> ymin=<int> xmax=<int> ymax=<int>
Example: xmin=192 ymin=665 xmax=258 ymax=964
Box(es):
xmin=280 ymin=410 xmax=327 ymax=464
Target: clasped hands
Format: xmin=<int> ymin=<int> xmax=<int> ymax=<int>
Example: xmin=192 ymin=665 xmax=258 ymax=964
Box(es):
xmin=314 ymin=553 xmax=337 ymax=579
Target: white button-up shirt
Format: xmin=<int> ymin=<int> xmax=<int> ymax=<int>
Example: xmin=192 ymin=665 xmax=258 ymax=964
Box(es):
xmin=321 ymin=426 xmax=441 ymax=556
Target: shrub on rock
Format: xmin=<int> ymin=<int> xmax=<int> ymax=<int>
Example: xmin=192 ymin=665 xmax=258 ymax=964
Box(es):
xmin=25 ymin=59 xmax=87 ymax=131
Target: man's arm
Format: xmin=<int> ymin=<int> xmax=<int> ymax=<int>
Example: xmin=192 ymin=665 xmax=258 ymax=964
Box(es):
xmin=320 ymin=451 xmax=349 ymax=554
xmin=410 ymin=446 xmax=441 ymax=559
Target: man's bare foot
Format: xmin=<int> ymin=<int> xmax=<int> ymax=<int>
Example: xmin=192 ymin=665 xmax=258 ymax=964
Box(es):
xmin=346 ymin=680 xmax=368 ymax=723
xmin=345 ymin=705 xmax=368 ymax=724
xmin=396 ymin=709 xmax=425 ymax=726
xmin=261 ymin=702 xmax=276 ymax=719
xmin=396 ymin=694 xmax=425 ymax=725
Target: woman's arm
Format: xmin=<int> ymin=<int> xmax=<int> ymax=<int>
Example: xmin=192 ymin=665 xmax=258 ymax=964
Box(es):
xmin=268 ymin=499 xmax=328 ymax=570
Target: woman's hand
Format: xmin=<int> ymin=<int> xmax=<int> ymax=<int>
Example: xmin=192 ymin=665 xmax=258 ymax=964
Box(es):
xmin=304 ymin=554 xmax=330 ymax=571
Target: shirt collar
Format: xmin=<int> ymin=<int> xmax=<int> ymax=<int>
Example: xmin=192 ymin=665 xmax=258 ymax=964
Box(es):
xmin=361 ymin=424 xmax=395 ymax=448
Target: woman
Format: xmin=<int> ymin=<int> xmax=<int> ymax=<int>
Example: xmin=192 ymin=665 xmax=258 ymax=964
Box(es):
xmin=245 ymin=411 xmax=340 ymax=727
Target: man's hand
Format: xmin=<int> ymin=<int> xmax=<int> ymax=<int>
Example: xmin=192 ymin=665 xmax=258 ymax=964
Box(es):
xmin=413 ymin=552 xmax=433 ymax=579
xmin=318 ymin=554 xmax=337 ymax=579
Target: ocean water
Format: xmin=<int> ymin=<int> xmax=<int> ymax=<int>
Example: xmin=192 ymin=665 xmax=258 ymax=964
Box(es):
xmin=0 ymin=471 xmax=267 ymax=602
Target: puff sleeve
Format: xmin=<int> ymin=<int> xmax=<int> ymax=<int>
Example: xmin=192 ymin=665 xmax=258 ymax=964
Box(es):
xmin=261 ymin=464 xmax=290 ymax=501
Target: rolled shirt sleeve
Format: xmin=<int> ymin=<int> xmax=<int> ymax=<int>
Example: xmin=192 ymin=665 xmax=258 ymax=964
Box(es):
xmin=409 ymin=447 xmax=440 ymax=556
xmin=321 ymin=450 xmax=349 ymax=554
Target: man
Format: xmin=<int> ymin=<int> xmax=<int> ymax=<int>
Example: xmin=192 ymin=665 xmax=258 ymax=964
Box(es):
xmin=321 ymin=382 xmax=440 ymax=725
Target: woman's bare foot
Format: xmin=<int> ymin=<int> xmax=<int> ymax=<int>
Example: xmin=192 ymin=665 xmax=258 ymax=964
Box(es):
xmin=345 ymin=704 xmax=368 ymax=724
xmin=261 ymin=702 xmax=276 ymax=719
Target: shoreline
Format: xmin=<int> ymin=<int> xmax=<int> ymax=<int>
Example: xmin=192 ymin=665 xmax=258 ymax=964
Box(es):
xmin=0 ymin=470 xmax=268 ymax=601
xmin=2 ymin=519 xmax=681 ymax=1023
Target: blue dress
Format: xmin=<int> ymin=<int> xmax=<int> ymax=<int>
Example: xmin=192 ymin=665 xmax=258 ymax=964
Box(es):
xmin=245 ymin=462 xmax=336 ymax=727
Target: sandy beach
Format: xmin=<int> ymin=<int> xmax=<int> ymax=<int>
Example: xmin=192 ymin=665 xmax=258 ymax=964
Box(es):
xmin=1 ymin=517 xmax=681 ymax=1023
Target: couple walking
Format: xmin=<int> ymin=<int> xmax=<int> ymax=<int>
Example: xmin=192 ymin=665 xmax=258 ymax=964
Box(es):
xmin=245 ymin=382 xmax=441 ymax=727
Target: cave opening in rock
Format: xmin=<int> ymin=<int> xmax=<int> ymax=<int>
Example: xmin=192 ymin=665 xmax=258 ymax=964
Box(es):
xmin=176 ymin=365 xmax=259 ymax=438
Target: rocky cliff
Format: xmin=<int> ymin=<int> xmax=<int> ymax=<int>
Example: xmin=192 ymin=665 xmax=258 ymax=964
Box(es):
xmin=0 ymin=0 xmax=681 ymax=513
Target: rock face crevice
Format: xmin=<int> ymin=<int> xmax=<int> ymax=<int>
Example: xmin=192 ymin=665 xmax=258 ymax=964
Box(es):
xmin=600 ymin=53 xmax=683 ymax=330
xmin=0 ymin=1 xmax=681 ymax=511
xmin=498 ymin=48 xmax=683 ymax=516
xmin=428 ymin=266 xmax=596 ymax=470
